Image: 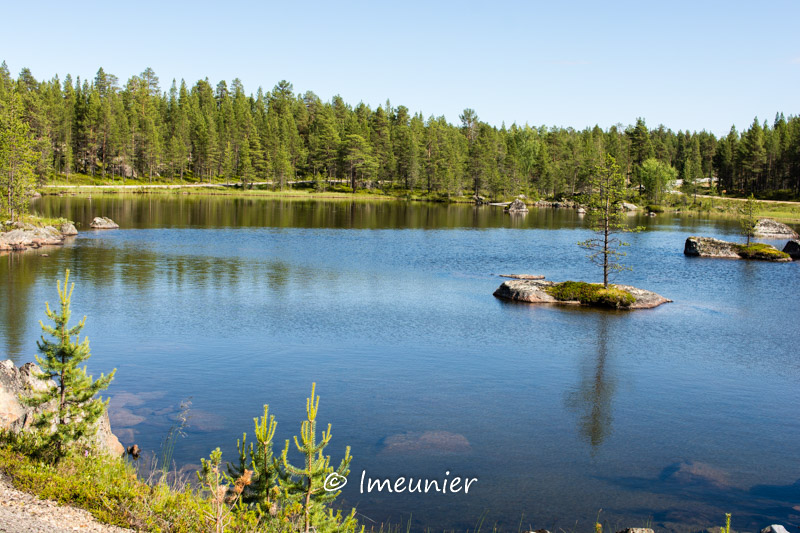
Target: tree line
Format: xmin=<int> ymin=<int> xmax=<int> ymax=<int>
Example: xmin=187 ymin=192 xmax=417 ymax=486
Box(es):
xmin=2 ymin=61 xmax=799 ymax=200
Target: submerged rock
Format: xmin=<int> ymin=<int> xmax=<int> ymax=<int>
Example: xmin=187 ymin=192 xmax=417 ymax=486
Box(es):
xmin=684 ymin=237 xmax=791 ymax=261
xmin=493 ymin=279 xmax=671 ymax=309
xmin=754 ymin=219 xmax=798 ymax=239
xmin=505 ymin=198 xmax=529 ymax=213
xmin=499 ymin=274 xmax=545 ymax=280
xmin=380 ymin=430 xmax=471 ymax=454
xmin=0 ymin=360 xmax=123 ymax=456
xmin=783 ymin=240 xmax=800 ymax=259
xmin=90 ymin=216 xmax=119 ymax=229
xmin=761 ymin=526 xmax=790 ymax=533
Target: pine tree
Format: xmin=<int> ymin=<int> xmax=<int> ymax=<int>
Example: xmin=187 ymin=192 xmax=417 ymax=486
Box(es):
xmin=739 ymin=194 xmax=758 ymax=246
xmin=22 ymin=270 xmax=116 ymax=461
xmin=280 ymin=383 xmax=353 ymax=533
xmin=228 ymin=404 xmax=281 ymax=510
xmin=0 ymin=90 xmax=38 ymax=221
xmin=578 ymin=155 xmax=641 ymax=288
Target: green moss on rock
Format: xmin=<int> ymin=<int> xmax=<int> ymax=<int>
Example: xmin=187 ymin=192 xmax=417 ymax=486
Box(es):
xmin=544 ymin=281 xmax=635 ymax=308
xmin=734 ymin=243 xmax=791 ymax=260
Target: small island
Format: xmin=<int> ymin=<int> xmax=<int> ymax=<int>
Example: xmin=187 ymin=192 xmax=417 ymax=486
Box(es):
xmin=494 ymin=279 xmax=671 ymax=309
xmin=684 ymin=236 xmax=792 ymax=261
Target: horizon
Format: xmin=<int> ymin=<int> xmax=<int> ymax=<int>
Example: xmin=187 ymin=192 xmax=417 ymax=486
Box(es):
xmin=2 ymin=1 xmax=798 ymax=138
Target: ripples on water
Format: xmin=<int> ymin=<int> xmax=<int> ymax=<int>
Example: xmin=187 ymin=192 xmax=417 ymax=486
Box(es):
xmin=2 ymin=195 xmax=799 ymax=531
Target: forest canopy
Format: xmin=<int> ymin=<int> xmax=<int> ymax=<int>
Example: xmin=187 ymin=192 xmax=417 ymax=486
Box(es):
xmin=1 ymin=61 xmax=798 ymax=200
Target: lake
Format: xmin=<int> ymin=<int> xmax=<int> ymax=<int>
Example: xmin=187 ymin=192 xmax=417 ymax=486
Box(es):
xmin=2 ymin=194 xmax=799 ymax=532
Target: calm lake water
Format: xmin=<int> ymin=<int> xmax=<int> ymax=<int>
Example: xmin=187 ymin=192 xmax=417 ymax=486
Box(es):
xmin=3 ymin=195 xmax=800 ymax=532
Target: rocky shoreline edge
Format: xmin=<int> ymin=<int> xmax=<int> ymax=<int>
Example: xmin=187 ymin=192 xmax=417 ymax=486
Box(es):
xmin=0 ymin=217 xmax=118 ymax=253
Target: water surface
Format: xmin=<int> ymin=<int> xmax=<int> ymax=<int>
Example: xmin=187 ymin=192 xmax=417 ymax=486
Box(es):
xmin=3 ymin=195 xmax=799 ymax=531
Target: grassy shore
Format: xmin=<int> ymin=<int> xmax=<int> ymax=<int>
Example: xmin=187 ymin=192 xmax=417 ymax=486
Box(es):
xmin=35 ymin=174 xmax=800 ymax=222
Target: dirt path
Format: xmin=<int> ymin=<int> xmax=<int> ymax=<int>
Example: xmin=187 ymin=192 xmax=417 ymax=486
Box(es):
xmin=0 ymin=474 xmax=132 ymax=533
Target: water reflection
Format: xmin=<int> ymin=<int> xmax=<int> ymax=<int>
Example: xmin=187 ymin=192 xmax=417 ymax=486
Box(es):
xmin=566 ymin=313 xmax=617 ymax=451
xmin=1 ymin=252 xmax=37 ymax=358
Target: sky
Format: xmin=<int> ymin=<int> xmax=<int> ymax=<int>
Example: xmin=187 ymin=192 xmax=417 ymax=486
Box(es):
xmin=1 ymin=0 xmax=798 ymax=136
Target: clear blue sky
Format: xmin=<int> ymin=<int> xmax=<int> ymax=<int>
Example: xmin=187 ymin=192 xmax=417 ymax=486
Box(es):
xmin=2 ymin=0 xmax=798 ymax=136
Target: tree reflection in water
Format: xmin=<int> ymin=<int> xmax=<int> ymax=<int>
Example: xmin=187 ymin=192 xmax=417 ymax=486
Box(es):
xmin=566 ymin=313 xmax=616 ymax=451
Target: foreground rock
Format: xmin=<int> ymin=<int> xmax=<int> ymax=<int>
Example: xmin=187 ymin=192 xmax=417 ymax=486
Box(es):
xmin=783 ymin=240 xmax=800 ymax=259
xmin=499 ymin=274 xmax=545 ymax=280
xmin=0 ymin=360 xmax=123 ymax=457
xmin=0 ymin=223 xmax=71 ymax=252
xmin=684 ymin=237 xmax=792 ymax=261
xmin=754 ymin=219 xmax=799 ymax=239
xmin=493 ymin=279 xmax=671 ymax=309
xmin=505 ymin=198 xmax=529 ymax=213
xmin=90 ymin=216 xmax=119 ymax=229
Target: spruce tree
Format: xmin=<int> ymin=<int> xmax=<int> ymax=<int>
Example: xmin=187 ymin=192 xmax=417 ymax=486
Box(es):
xmin=23 ymin=270 xmax=116 ymax=460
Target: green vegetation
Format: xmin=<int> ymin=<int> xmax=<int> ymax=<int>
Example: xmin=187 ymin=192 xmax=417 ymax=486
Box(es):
xmin=21 ymin=270 xmax=115 ymax=461
xmin=578 ymin=155 xmax=642 ymax=287
xmin=0 ymin=88 xmax=38 ymax=221
xmin=545 ymin=281 xmax=635 ymax=308
xmin=2 ymin=62 xmax=800 ymax=208
xmin=734 ymin=243 xmax=791 ymax=261
xmin=739 ymin=194 xmax=758 ymax=245
xmin=639 ymin=158 xmax=677 ymax=203
xmin=1 ymin=272 xmax=361 ymax=532
xmin=2 ymin=390 xmax=361 ymax=533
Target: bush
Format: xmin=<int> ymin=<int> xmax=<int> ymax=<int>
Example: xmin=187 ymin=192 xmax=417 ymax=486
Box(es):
xmin=545 ymin=281 xmax=635 ymax=308
xmin=646 ymin=204 xmax=665 ymax=213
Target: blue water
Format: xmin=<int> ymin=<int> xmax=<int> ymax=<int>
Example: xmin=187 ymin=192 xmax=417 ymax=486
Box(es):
xmin=2 ymin=196 xmax=799 ymax=532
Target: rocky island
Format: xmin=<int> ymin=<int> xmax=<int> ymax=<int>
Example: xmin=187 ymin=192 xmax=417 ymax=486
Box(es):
xmin=684 ymin=237 xmax=792 ymax=261
xmin=494 ymin=279 xmax=671 ymax=309
xmin=753 ymin=219 xmax=799 ymax=239
xmin=0 ymin=221 xmax=77 ymax=252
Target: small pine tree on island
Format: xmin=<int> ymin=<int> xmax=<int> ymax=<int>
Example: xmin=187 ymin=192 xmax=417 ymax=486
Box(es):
xmin=22 ymin=269 xmax=115 ymax=461
xmin=739 ymin=193 xmax=758 ymax=246
xmin=578 ymin=154 xmax=643 ymax=288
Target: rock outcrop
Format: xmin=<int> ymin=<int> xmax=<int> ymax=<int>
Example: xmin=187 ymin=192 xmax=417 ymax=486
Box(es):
xmin=499 ymin=274 xmax=545 ymax=280
xmin=783 ymin=240 xmax=800 ymax=259
xmin=684 ymin=237 xmax=792 ymax=261
xmin=493 ymin=279 xmax=671 ymax=309
xmin=754 ymin=219 xmax=799 ymax=239
xmin=90 ymin=216 xmax=119 ymax=229
xmin=0 ymin=223 xmax=69 ymax=252
xmin=621 ymin=202 xmax=638 ymax=211
xmin=683 ymin=237 xmax=741 ymax=258
xmin=59 ymin=222 xmax=78 ymax=236
xmin=0 ymin=360 xmax=123 ymax=456
xmin=505 ymin=198 xmax=529 ymax=213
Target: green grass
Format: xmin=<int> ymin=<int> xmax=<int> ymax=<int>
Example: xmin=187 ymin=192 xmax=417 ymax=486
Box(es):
xmin=0 ymin=445 xmax=223 ymax=532
xmin=2 ymin=213 xmax=71 ymax=230
xmin=545 ymin=281 xmax=636 ymax=308
xmin=734 ymin=243 xmax=791 ymax=261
